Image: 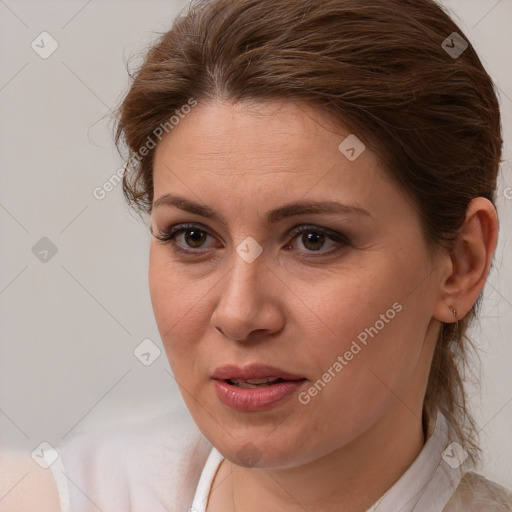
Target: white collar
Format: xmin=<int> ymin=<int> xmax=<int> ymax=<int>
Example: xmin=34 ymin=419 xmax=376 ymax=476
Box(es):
xmin=191 ymin=411 xmax=469 ymax=512
xmin=370 ymin=411 xmax=467 ymax=511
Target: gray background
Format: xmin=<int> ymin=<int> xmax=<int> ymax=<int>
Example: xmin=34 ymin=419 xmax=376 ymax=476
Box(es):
xmin=0 ymin=0 xmax=511 ymax=487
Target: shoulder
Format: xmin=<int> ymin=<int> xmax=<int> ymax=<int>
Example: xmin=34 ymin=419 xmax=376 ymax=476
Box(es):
xmin=0 ymin=451 xmax=60 ymax=512
xmin=55 ymin=407 xmax=212 ymax=512
xmin=444 ymin=472 xmax=512 ymax=511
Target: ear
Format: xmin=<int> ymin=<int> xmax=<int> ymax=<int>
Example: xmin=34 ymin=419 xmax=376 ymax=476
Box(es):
xmin=433 ymin=197 xmax=498 ymax=323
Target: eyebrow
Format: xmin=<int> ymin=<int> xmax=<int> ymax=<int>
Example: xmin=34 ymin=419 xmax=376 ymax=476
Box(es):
xmin=153 ymin=193 xmax=372 ymax=225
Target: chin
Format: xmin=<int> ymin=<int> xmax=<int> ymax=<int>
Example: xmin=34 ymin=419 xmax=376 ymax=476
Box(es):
xmin=196 ymin=415 xmax=320 ymax=469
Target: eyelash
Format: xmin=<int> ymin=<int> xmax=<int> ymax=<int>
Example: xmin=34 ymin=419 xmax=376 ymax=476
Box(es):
xmin=152 ymin=223 xmax=350 ymax=257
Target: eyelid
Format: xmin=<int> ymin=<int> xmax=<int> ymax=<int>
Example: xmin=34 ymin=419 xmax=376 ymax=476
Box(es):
xmin=153 ymin=222 xmax=350 ymax=255
xmin=153 ymin=223 xmax=216 ymax=246
xmin=289 ymin=224 xmax=349 ymax=243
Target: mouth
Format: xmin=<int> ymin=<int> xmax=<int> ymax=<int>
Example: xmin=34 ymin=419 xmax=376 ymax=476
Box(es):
xmin=225 ymin=377 xmax=292 ymax=388
xmin=211 ymin=364 xmax=307 ymax=412
xmin=212 ymin=363 xmax=306 ymax=384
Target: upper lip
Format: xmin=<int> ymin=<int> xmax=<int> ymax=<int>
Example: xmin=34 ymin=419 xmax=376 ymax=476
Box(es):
xmin=212 ymin=364 xmax=305 ymax=381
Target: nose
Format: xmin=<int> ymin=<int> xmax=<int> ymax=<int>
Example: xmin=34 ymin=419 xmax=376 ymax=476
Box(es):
xmin=210 ymin=252 xmax=285 ymax=342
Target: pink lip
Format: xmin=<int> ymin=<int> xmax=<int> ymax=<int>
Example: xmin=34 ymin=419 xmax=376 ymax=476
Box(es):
xmin=212 ymin=364 xmax=305 ymax=381
xmin=212 ymin=364 xmax=306 ymax=412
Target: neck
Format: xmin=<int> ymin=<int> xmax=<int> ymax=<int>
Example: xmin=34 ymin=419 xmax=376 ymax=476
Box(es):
xmin=211 ymin=403 xmax=427 ymax=512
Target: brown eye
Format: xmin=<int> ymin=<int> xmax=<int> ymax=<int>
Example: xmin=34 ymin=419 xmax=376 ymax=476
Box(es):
xmin=183 ymin=229 xmax=208 ymax=248
xmin=287 ymin=225 xmax=350 ymax=256
xmin=152 ymin=223 xmax=216 ymax=254
xmin=300 ymin=231 xmax=326 ymax=251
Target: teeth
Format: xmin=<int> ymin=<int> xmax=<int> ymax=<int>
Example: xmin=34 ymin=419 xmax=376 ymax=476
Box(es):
xmin=230 ymin=377 xmax=280 ymax=388
xmin=245 ymin=378 xmax=279 ymax=384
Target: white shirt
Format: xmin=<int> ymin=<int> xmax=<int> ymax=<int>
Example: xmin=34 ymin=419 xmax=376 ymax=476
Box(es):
xmin=50 ymin=406 xmax=511 ymax=512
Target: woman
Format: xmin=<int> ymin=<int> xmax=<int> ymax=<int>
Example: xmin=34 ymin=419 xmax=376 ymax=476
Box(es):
xmin=12 ymin=0 xmax=510 ymax=510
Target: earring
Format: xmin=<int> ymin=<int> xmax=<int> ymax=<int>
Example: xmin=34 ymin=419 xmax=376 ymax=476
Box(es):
xmin=450 ymin=307 xmax=459 ymax=341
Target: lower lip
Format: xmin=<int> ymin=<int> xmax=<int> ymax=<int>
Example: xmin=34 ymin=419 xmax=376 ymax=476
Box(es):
xmin=213 ymin=379 xmax=306 ymax=412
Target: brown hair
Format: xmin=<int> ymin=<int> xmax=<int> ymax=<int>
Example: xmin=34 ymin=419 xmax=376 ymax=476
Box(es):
xmin=114 ymin=0 xmax=503 ymax=463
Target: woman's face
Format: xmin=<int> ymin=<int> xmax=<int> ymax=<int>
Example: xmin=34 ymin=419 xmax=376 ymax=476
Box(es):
xmin=149 ymin=99 xmax=447 ymax=468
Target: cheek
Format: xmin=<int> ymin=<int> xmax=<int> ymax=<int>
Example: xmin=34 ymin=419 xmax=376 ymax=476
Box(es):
xmin=148 ymin=246 xmax=217 ymax=373
xmin=302 ymin=249 xmax=425 ymax=355
xmin=148 ymin=248 xmax=172 ymax=330
xmin=296 ymin=260 xmax=403 ymax=350
xmin=148 ymin=249 xmax=194 ymax=356
xmin=296 ymin=253 xmax=433 ymax=423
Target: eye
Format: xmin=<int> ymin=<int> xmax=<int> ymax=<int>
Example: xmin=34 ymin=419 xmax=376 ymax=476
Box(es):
xmin=152 ymin=223 xmax=216 ymax=254
xmin=286 ymin=225 xmax=350 ymax=255
xmin=152 ymin=223 xmax=350 ymax=257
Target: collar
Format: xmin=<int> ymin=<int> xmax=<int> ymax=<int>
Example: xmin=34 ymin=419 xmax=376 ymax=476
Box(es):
xmin=367 ymin=410 xmax=469 ymax=511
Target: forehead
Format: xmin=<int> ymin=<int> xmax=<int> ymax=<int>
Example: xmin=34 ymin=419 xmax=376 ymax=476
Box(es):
xmin=153 ymin=99 xmax=379 ymax=178
xmin=151 ymin=99 xmax=402 ymax=223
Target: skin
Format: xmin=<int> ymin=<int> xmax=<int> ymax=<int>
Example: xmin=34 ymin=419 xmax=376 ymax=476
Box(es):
xmin=149 ymin=99 xmax=497 ymax=511
xmin=0 ymin=454 xmax=60 ymax=512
